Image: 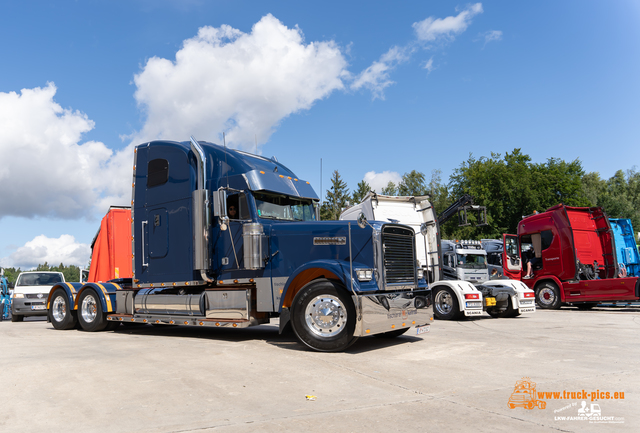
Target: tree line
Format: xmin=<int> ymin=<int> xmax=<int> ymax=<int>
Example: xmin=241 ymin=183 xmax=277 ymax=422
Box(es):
xmin=1 ymin=262 xmax=83 ymax=284
xmin=320 ymin=148 xmax=640 ymax=240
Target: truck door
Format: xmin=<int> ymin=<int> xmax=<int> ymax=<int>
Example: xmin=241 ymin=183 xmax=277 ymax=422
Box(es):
xmin=136 ymin=144 xmax=194 ymax=283
xmin=442 ymin=253 xmax=457 ymax=280
xmin=503 ymin=234 xmax=522 ymax=279
xmin=218 ymin=191 xmax=251 ymax=271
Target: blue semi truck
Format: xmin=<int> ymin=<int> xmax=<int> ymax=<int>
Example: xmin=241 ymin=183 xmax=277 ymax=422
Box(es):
xmin=610 ymin=218 xmax=639 ymax=277
xmin=46 ymin=137 xmax=432 ymax=351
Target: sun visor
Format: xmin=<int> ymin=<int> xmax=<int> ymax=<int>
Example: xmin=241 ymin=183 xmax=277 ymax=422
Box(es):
xmin=244 ymin=170 xmax=319 ymax=200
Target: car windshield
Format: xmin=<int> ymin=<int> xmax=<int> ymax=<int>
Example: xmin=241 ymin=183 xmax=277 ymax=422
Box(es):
xmin=254 ymin=192 xmax=317 ymax=221
xmin=17 ymin=273 xmax=63 ymax=286
xmin=457 ymin=253 xmax=487 ymax=269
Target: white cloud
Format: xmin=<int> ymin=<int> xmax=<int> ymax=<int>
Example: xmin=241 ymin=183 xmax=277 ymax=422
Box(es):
xmin=1 ymin=234 xmax=91 ymax=269
xmin=132 ymin=14 xmax=349 ymax=150
xmin=413 ymin=3 xmax=483 ymax=43
xmin=481 ymin=30 xmax=503 ymax=46
xmin=351 ymin=46 xmax=413 ymax=100
xmin=0 ymin=83 xmax=132 ymax=220
xmin=363 ymin=170 xmax=402 ymax=193
xmin=354 ymin=4 xmax=482 ymax=99
xmin=424 ymin=57 xmax=435 ymax=74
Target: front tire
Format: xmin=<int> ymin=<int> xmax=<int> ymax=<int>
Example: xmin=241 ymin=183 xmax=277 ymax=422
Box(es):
xmin=433 ymin=287 xmax=461 ymax=320
xmin=48 ymin=288 xmax=77 ymax=330
xmin=11 ymin=314 xmax=23 ymax=322
xmin=535 ymin=281 xmax=561 ymax=310
xmin=291 ymin=279 xmax=357 ymax=352
xmin=77 ymin=289 xmax=108 ymax=332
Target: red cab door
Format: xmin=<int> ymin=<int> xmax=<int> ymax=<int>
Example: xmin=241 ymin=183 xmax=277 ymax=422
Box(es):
xmin=503 ymin=234 xmax=523 ymax=280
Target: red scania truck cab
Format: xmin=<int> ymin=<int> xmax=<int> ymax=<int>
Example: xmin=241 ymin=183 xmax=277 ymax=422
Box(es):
xmin=502 ymin=204 xmax=640 ymax=309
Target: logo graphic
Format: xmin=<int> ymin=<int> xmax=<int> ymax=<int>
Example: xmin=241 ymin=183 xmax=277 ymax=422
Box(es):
xmin=508 ymin=377 xmax=547 ymax=410
xmin=578 ymin=401 xmax=601 ymax=418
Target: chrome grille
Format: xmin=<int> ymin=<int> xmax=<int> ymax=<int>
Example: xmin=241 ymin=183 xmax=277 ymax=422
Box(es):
xmin=382 ymin=225 xmax=416 ymax=285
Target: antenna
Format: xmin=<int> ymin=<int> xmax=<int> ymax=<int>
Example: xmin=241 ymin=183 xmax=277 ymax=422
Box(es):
xmin=255 ymin=134 xmax=257 ymax=155
xmin=320 ymin=158 xmax=323 ymax=204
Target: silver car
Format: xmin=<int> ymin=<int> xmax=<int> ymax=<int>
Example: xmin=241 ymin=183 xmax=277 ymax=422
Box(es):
xmin=11 ymin=271 xmax=65 ymax=322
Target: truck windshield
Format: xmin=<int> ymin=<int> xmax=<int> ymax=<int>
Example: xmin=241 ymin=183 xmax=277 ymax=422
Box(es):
xmin=457 ymin=254 xmax=487 ymax=269
xmin=254 ymin=192 xmax=317 ymax=221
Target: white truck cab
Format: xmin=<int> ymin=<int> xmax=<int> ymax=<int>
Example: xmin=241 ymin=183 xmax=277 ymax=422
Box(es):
xmin=341 ymin=193 xmax=535 ymax=319
xmin=340 ymin=193 xmax=484 ymax=320
xmin=11 ymin=271 xmax=65 ymax=322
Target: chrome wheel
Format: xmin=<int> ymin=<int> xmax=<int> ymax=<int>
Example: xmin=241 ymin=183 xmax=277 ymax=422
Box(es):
xmin=538 ymin=287 xmax=556 ymax=307
xmin=81 ymin=294 xmax=98 ymax=323
xmin=434 ymin=290 xmax=454 ymax=316
xmin=51 ymin=295 xmax=67 ymax=323
xmin=304 ymin=295 xmax=347 ymax=338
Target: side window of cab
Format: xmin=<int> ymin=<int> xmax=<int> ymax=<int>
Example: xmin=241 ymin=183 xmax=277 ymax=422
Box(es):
xmin=226 ymin=192 xmax=250 ymax=220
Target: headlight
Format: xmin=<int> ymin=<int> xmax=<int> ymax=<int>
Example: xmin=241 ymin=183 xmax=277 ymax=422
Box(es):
xmin=417 ymin=268 xmax=424 ymax=280
xmin=13 ymin=293 xmax=24 ymax=299
xmin=356 ymin=269 xmax=373 ymax=281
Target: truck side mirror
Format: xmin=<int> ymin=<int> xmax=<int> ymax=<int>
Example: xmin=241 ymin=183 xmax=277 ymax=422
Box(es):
xmin=213 ymin=189 xmax=228 ymax=218
xmin=357 ymin=212 xmax=368 ymax=229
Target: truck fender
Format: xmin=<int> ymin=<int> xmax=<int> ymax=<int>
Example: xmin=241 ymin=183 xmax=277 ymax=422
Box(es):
xmin=46 ymin=282 xmax=83 ymax=310
xmin=277 ymin=260 xmax=363 ymax=333
xmin=430 ymin=280 xmax=481 ymax=310
xmin=532 ymin=276 xmax=564 ymax=302
xmin=75 ymin=282 xmax=121 ymax=313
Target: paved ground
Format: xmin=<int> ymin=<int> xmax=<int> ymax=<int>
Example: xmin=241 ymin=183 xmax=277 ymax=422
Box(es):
xmin=1 ymin=306 xmax=638 ymax=433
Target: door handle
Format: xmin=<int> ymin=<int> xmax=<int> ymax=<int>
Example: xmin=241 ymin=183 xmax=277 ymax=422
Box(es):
xmin=141 ymin=220 xmax=148 ymax=267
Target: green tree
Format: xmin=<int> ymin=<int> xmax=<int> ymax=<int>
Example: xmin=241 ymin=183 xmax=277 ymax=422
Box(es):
xmin=428 ymin=169 xmax=450 ymax=217
xmin=320 ymin=170 xmax=350 ymax=220
xmin=351 ymin=180 xmax=371 ymax=204
xmin=398 ymin=170 xmax=428 ymax=196
xmin=381 ymin=181 xmax=397 ymax=195
xmin=448 ymin=149 xmax=588 ymax=239
xmin=583 ymin=168 xmax=640 ymax=232
xmin=0 ymin=267 xmax=21 ymax=284
xmin=35 ymin=262 xmax=80 ymax=282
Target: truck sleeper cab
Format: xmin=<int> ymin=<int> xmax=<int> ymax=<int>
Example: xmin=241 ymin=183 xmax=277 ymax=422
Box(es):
xmin=502 ymin=204 xmax=640 ymax=309
xmin=47 ymin=139 xmax=432 ymax=352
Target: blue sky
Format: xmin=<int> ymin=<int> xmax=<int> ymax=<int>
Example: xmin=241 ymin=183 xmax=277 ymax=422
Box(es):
xmin=1 ymin=0 xmax=639 ymax=269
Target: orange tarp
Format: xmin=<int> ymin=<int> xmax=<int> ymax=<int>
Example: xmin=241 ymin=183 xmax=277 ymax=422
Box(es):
xmin=88 ymin=208 xmax=132 ymax=282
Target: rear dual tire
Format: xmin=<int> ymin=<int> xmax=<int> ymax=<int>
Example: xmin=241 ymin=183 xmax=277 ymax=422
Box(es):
xmin=48 ymin=288 xmax=77 ymax=330
xmin=77 ymin=289 xmax=117 ymax=332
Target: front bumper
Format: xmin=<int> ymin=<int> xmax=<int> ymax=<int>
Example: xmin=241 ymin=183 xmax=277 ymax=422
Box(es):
xmin=354 ymin=289 xmax=432 ymax=336
xmin=11 ymin=297 xmax=48 ymax=316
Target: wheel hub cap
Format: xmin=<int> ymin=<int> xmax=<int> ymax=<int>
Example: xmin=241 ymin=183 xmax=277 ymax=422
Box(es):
xmin=305 ymin=295 xmax=346 ymax=338
xmin=81 ymin=295 xmax=98 ymax=323
xmin=52 ymin=296 xmax=67 ymax=322
xmin=539 ymin=288 xmax=555 ymax=306
xmin=435 ymin=291 xmax=453 ymax=315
